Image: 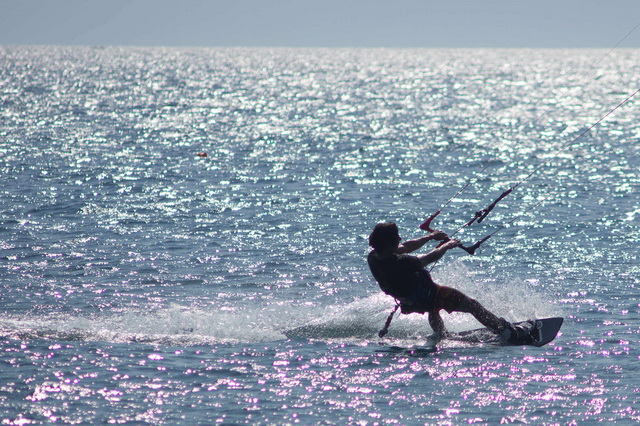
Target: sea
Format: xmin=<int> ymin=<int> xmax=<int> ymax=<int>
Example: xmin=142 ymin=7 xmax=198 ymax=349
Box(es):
xmin=0 ymin=45 xmax=639 ymax=424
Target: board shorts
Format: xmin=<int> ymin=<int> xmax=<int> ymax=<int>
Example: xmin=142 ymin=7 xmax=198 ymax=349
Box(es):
xmin=400 ymin=283 xmax=468 ymax=315
xmin=431 ymin=284 xmax=468 ymax=313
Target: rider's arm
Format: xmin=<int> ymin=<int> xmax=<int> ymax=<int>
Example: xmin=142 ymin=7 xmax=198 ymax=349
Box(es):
xmin=396 ymin=231 xmax=448 ymax=254
xmin=416 ymin=239 xmax=461 ymax=267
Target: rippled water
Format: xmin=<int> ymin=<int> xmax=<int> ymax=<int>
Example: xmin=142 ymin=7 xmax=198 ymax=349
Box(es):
xmin=1 ymin=46 xmax=639 ymax=424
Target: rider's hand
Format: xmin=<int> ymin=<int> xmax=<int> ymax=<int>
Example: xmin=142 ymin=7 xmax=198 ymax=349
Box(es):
xmin=429 ymin=230 xmax=449 ymax=241
xmin=442 ymin=238 xmax=461 ymax=249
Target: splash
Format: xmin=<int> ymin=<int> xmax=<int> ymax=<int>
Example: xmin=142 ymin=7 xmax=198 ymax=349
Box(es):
xmin=0 ymin=304 xmax=285 ymax=346
xmin=0 ymin=262 xmax=563 ymax=346
xmin=285 ymin=260 xmax=565 ymax=342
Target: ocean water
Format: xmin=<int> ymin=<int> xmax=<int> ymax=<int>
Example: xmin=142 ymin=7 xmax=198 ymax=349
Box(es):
xmin=0 ymin=46 xmax=639 ymax=424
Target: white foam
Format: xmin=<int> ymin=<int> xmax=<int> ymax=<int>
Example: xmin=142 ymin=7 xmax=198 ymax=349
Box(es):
xmin=1 ymin=261 xmax=563 ymax=346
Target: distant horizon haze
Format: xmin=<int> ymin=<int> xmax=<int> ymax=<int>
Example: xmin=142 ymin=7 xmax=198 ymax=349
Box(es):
xmin=1 ymin=1 xmax=640 ymax=49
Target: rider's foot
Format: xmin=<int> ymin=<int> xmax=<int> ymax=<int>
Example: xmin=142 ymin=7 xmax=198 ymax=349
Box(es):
xmin=499 ymin=319 xmax=536 ymax=344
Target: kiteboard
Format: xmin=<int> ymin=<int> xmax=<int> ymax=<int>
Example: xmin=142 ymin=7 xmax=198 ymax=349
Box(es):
xmin=445 ymin=317 xmax=564 ymax=347
xmin=283 ymin=317 xmax=563 ymax=348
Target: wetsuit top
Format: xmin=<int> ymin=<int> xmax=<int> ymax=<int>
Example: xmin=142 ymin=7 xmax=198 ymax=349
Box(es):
xmin=367 ymin=251 xmax=436 ymax=301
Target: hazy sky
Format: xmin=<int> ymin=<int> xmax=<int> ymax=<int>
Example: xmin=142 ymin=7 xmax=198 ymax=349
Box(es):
xmin=1 ymin=0 xmax=640 ymax=48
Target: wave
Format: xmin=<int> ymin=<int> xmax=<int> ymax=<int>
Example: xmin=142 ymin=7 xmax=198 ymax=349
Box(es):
xmin=0 ymin=263 xmax=564 ymax=347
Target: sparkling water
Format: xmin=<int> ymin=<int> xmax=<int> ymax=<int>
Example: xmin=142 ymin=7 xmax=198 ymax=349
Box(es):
xmin=1 ymin=46 xmax=639 ymax=424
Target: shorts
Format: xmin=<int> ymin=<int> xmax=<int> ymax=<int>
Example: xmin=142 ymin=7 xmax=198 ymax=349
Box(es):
xmin=430 ymin=284 xmax=468 ymax=313
xmin=398 ymin=284 xmax=436 ymax=314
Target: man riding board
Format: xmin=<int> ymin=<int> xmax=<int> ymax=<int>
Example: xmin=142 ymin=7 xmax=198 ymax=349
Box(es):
xmin=367 ymin=222 xmax=530 ymax=343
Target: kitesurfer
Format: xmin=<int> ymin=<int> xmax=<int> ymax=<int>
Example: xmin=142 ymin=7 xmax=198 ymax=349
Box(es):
xmin=367 ymin=222 xmax=531 ymax=342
